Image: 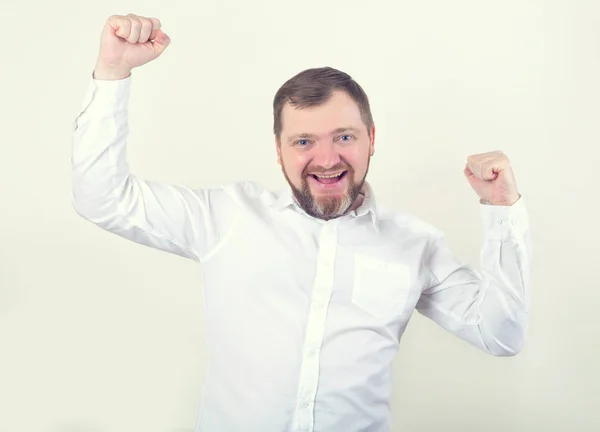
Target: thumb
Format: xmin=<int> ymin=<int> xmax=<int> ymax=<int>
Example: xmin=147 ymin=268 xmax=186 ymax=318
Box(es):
xmin=463 ymin=164 xmax=477 ymax=180
xmin=152 ymin=29 xmax=171 ymax=55
xmin=464 ymin=164 xmax=486 ymax=189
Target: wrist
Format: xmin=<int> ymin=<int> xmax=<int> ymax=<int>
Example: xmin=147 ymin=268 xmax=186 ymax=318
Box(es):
xmin=481 ymin=194 xmax=521 ymax=206
xmin=93 ymin=63 xmax=132 ymax=81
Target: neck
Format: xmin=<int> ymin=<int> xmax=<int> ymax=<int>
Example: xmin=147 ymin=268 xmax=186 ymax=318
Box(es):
xmin=346 ymin=189 xmax=366 ymax=214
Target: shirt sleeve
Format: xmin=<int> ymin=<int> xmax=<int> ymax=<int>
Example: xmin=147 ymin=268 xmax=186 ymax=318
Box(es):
xmin=416 ymin=196 xmax=532 ymax=356
xmin=71 ymin=74 xmax=238 ymax=262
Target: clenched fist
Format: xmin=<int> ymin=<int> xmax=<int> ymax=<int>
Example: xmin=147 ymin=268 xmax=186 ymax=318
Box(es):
xmin=94 ymin=14 xmax=171 ymax=80
xmin=464 ymin=151 xmax=520 ymax=206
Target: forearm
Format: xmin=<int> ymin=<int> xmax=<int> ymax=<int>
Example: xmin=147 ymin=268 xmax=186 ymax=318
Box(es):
xmin=478 ymin=198 xmax=532 ymax=352
xmin=475 ymin=235 xmax=531 ymax=354
xmin=417 ymin=197 xmax=532 ymax=356
xmin=72 ymin=76 xmax=133 ymax=223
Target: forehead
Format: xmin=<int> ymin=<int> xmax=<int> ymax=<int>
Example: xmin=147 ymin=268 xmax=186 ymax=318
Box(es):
xmin=280 ymin=90 xmax=364 ymax=136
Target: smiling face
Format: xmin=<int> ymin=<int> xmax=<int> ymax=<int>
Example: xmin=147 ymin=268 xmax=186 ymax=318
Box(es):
xmin=276 ymin=90 xmax=375 ymax=220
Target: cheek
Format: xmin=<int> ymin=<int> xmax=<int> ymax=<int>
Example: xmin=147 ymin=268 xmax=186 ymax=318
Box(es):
xmin=283 ymin=155 xmax=309 ymax=179
xmin=344 ymin=152 xmax=369 ymax=175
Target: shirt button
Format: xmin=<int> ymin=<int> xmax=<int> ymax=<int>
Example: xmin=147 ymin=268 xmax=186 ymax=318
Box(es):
xmin=497 ymin=220 xmax=503 ymax=225
xmin=301 ymin=402 xmax=310 ymax=408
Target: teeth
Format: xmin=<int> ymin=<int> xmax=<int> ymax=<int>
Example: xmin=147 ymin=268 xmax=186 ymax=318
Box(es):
xmin=315 ymin=172 xmax=343 ymax=179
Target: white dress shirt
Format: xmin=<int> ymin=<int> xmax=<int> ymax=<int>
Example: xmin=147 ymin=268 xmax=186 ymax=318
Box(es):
xmin=71 ymin=76 xmax=532 ymax=432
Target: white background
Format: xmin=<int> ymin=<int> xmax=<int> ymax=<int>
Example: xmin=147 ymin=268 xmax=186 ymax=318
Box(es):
xmin=1 ymin=0 xmax=598 ymax=431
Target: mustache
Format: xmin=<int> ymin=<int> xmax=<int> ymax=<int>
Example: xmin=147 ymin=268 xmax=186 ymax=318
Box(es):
xmin=304 ymin=163 xmax=352 ymax=176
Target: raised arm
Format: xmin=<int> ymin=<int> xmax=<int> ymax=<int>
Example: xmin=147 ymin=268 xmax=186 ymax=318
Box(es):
xmin=417 ymin=198 xmax=531 ymax=356
xmin=416 ymin=152 xmax=532 ymax=356
xmin=72 ymin=14 xmax=238 ymax=261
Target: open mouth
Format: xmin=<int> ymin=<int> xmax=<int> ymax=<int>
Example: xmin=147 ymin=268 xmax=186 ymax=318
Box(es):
xmin=310 ymin=171 xmax=348 ymax=185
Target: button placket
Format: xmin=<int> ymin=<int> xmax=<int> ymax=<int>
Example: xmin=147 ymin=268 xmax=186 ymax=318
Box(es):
xmin=291 ymin=221 xmax=339 ymax=432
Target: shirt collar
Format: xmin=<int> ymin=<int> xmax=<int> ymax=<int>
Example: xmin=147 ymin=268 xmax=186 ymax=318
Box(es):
xmin=270 ymin=182 xmax=379 ymax=231
xmin=355 ymin=182 xmax=379 ymax=230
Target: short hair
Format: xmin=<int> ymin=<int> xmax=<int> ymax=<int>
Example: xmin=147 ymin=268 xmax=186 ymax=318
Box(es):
xmin=273 ymin=67 xmax=374 ymax=140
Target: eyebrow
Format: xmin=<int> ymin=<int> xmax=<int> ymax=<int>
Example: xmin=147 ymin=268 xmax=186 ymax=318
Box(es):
xmin=287 ymin=127 xmax=361 ymax=143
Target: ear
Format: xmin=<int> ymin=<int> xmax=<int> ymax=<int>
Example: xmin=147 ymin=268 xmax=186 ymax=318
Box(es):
xmin=275 ymin=136 xmax=282 ymax=165
xmin=369 ymin=124 xmax=376 ymax=156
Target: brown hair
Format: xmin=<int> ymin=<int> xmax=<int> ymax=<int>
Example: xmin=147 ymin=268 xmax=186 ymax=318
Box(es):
xmin=273 ymin=67 xmax=374 ymax=141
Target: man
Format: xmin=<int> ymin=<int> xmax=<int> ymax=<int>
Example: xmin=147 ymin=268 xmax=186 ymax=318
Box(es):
xmin=72 ymin=13 xmax=532 ymax=432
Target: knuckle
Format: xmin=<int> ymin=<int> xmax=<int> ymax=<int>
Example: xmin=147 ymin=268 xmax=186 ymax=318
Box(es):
xmin=125 ymin=14 xmax=140 ymax=25
xmin=120 ymin=19 xmax=131 ymax=32
xmin=109 ymin=14 xmax=125 ymax=27
xmin=140 ymin=17 xmax=152 ymax=30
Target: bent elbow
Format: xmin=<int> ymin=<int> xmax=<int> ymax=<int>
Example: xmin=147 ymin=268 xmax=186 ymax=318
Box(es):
xmin=71 ymin=173 xmax=132 ymax=225
xmin=481 ymin=315 xmax=528 ymax=357
xmin=489 ymin=337 xmax=524 ymax=357
xmin=71 ymin=188 xmax=121 ymax=227
xmin=71 ymin=190 xmax=105 ymax=223
xmin=71 ymin=193 xmax=90 ymax=221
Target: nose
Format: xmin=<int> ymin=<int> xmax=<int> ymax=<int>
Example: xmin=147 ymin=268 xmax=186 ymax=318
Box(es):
xmin=312 ymin=141 xmax=341 ymax=170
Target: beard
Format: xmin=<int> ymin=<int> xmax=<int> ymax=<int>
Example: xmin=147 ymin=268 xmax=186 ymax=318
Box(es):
xmin=281 ymin=157 xmax=370 ymax=220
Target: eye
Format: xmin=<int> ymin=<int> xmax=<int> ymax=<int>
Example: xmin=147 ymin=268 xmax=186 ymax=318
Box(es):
xmin=338 ymin=134 xmax=354 ymax=142
xmin=295 ymin=139 xmax=311 ymax=146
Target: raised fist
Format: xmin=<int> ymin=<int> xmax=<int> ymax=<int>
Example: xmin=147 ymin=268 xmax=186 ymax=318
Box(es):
xmin=93 ymin=13 xmax=171 ymax=80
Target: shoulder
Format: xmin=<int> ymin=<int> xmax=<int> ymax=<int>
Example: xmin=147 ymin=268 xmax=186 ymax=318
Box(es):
xmin=204 ymin=180 xmax=279 ymax=207
xmin=376 ymin=204 xmax=444 ymax=240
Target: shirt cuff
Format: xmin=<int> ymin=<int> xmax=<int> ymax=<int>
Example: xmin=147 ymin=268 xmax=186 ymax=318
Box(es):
xmin=77 ymin=72 xmax=132 ymax=116
xmin=480 ymin=194 xmax=529 ymax=240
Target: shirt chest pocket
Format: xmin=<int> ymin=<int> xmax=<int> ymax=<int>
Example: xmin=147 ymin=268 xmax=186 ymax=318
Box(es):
xmin=351 ymin=254 xmax=412 ymax=318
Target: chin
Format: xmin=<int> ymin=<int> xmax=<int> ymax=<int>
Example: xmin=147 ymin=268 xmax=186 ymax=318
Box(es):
xmin=311 ymin=186 xmax=348 ymax=196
